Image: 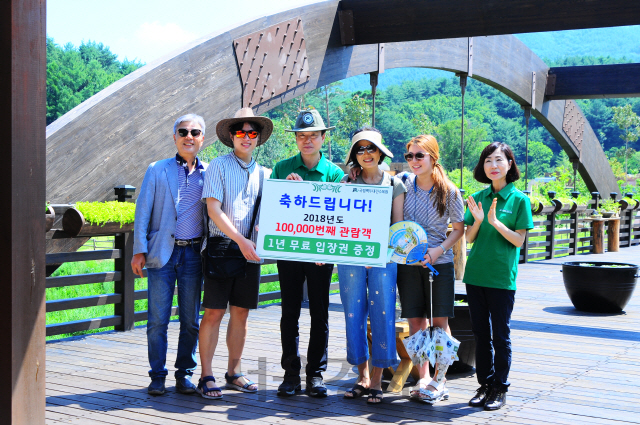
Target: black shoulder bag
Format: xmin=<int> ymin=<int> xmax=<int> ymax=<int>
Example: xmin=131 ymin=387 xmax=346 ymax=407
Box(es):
xmin=204 ymin=167 xmax=263 ymax=279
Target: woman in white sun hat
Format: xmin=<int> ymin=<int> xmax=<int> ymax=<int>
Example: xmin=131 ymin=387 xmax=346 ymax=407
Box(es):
xmin=338 ymin=126 xmax=406 ymax=404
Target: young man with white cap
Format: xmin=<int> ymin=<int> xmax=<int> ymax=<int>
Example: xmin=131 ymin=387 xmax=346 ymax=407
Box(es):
xmin=270 ymin=109 xmax=344 ymax=397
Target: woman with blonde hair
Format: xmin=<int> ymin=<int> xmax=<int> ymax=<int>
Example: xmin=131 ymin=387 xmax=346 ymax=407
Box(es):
xmin=398 ymin=134 xmax=464 ymax=404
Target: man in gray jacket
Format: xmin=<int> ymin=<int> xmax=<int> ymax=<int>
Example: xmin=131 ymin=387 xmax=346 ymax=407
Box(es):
xmin=131 ymin=113 xmax=208 ymax=396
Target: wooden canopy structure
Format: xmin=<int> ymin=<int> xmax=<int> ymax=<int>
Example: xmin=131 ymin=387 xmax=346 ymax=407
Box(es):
xmin=4 ymin=0 xmax=640 ymax=422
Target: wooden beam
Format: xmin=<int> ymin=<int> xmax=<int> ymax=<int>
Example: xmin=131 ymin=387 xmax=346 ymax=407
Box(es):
xmin=0 ymin=0 xmax=46 ymax=422
xmin=45 ymin=249 xmax=121 ymax=265
xmin=45 ymin=316 xmax=122 ymax=337
xmin=339 ymin=0 xmax=640 ymax=45
xmin=546 ymin=63 xmax=640 ymax=99
xmin=46 ymin=272 xmax=122 ymax=289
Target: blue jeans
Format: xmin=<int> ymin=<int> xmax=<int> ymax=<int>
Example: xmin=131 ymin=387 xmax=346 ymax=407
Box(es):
xmin=465 ymin=283 xmax=515 ymax=391
xmin=146 ymin=243 xmax=202 ymax=380
xmin=338 ymin=263 xmax=399 ymax=369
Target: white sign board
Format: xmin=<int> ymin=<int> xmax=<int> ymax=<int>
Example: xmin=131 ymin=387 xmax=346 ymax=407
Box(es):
xmin=257 ymin=179 xmax=392 ymax=267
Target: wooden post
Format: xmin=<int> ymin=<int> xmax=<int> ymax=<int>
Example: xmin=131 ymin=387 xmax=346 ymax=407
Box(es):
xmin=545 ymin=205 xmax=558 ymax=259
xmin=606 ymin=218 xmax=620 ymax=252
xmin=591 ymin=220 xmax=605 ymax=254
xmin=521 ymin=230 xmax=529 ymax=263
xmin=589 ymin=192 xmax=600 ymax=252
xmin=628 ymin=207 xmax=635 ymax=247
xmin=114 ymin=232 xmax=135 ymax=331
xmin=447 ymin=226 xmax=466 ymax=278
xmin=0 ymin=0 xmax=46 ymax=422
xmin=569 ymin=209 xmax=579 ymax=255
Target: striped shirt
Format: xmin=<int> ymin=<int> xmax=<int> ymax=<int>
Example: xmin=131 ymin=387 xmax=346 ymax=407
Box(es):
xmin=402 ymin=173 xmax=464 ymax=265
xmin=202 ymin=153 xmax=262 ymax=261
xmin=175 ymin=154 xmax=205 ymax=239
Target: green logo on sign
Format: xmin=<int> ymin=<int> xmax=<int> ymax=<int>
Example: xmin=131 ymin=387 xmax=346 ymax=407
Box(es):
xmin=312 ymin=183 xmax=342 ymax=193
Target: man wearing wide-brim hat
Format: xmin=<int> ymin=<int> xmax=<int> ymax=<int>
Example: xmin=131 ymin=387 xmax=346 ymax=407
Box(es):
xmin=197 ymin=107 xmax=272 ymax=399
xmin=271 ymin=108 xmax=345 ymax=397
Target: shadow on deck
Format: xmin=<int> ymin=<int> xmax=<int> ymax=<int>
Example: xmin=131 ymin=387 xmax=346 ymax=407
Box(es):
xmin=46 ymin=247 xmax=640 ymax=425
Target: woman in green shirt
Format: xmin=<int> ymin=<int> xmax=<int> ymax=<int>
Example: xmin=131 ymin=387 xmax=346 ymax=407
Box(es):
xmin=463 ymin=142 xmax=533 ymax=411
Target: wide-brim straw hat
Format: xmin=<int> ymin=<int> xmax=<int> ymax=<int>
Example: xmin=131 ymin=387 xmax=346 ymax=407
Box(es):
xmin=285 ymin=109 xmax=335 ymax=132
xmin=215 ymin=107 xmax=273 ymax=148
xmin=344 ymin=130 xmax=394 ymax=165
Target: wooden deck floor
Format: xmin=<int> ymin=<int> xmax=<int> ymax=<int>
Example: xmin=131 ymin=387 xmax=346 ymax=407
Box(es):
xmin=46 ymin=247 xmax=640 ymax=425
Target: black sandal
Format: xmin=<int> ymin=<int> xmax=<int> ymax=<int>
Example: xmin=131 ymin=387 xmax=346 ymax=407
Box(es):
xmin=367 ymin=389 xmax=384 ymax=404
xmin=344 ymin=384 xmax=369 ymax=399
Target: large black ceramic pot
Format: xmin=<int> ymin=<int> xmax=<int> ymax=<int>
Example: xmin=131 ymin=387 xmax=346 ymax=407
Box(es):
xmin=448 ymin=294 xmax=476 ymax=373
xmin=562 ymin=262 xmax=638 ymax=313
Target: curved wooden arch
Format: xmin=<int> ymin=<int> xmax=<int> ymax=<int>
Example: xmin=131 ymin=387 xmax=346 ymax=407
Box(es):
xmin=46 ymin=0 xmax=617 ymax=203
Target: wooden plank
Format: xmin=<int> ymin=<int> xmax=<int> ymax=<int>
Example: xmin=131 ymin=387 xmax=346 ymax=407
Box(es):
xmin=340 ymin=0 xmax=640 ymax=45
xmin=46 ymin=249 xmax=121 ymax=265
xmin=45 ymin=246 xmax=640 ymax=424
xmin=547 ymin=63 xmax=640 ymax=100
xmin=46 ymin=316 xmax=122 ymax=337
xmin=46 ymin=293 xmax=122 ymax=313
xmin=46 ymin=272 xmax=121 ymax=288
xmin=0 ymin=0 xmax=46 ymax=422
xmin=259 ymin=273 xmax=280 ymax=284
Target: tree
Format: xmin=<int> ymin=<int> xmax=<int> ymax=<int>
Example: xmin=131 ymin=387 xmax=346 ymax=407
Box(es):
xmin=46 ymin=37 xmax=143 ymax=124
xmin=411 ymin=114 xmax=437 ymax=136
xmin=254 ymin=115 xmax=298 ymax=169
xmin=526 ymin=140 xmax=554 ymax=179
xmin=331 ymin=95 xmax=372 ymax=162
xmin=611 ymin=104 xmax=640 ymax=180
xmin=435 ymin=119 xmax=488 ymax=172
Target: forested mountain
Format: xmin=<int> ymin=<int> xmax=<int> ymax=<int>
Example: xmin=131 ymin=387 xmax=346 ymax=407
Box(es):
xmin=253 ymin=72 xmax=639 ymax=174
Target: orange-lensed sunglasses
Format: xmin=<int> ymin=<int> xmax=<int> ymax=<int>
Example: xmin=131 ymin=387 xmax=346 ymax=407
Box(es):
xmin=233 ymin=130 xmax=259 ymax=139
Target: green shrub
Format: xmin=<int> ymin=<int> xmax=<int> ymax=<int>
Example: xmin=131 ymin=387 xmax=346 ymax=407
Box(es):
xmin=75 ymin=201 xmax=136 ymax=226
xmin=598 ymin=198 xmax=620 ymax=214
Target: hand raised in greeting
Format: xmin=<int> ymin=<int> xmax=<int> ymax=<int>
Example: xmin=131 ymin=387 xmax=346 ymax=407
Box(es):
xmin=467 ymin=196 xmax=484 ymax=223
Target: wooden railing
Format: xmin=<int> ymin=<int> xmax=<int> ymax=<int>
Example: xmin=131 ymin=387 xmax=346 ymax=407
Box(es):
xmin=46 ymin=195 xmax=639 ymax=338
xmin=517 ymin=194 xmax=640 ymax=263
xmin=46 ymin=213 xmax=338 ymax=337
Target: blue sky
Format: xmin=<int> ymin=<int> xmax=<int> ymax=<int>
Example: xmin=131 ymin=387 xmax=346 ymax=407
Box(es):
xmin=47 ymin=0 xmax=311 ymax=63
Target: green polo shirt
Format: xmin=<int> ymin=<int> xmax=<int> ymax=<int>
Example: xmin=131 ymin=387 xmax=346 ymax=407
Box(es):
xmin=463 ymin=182 xmax=533 ymax=290
xmin=271 ymin=152 xmax=344 ymax=183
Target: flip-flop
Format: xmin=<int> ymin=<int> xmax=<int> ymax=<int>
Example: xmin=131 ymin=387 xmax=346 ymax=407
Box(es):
xmin=344 ymin=384 xmax=369 ymax=399
xmin=197 ymin=376 xmax=222 ymax=400
xmin=225 ymin=372 xmax=258 ymax=393
xmin=367 ymin=389 xmax=384 ymax=404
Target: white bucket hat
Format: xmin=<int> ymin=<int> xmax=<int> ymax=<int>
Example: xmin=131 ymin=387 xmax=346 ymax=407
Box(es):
xmin=344 ymin=130 xmax=394 ymax=165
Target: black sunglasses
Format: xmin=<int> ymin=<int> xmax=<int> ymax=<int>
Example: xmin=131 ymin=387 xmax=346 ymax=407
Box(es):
xmin=356 ymin=144 xmax=378 ymax=155
xmin=404 ymin=152 xmax=428 ymax=161
xmin=177 ymin=128 xmax=203 ymax=137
